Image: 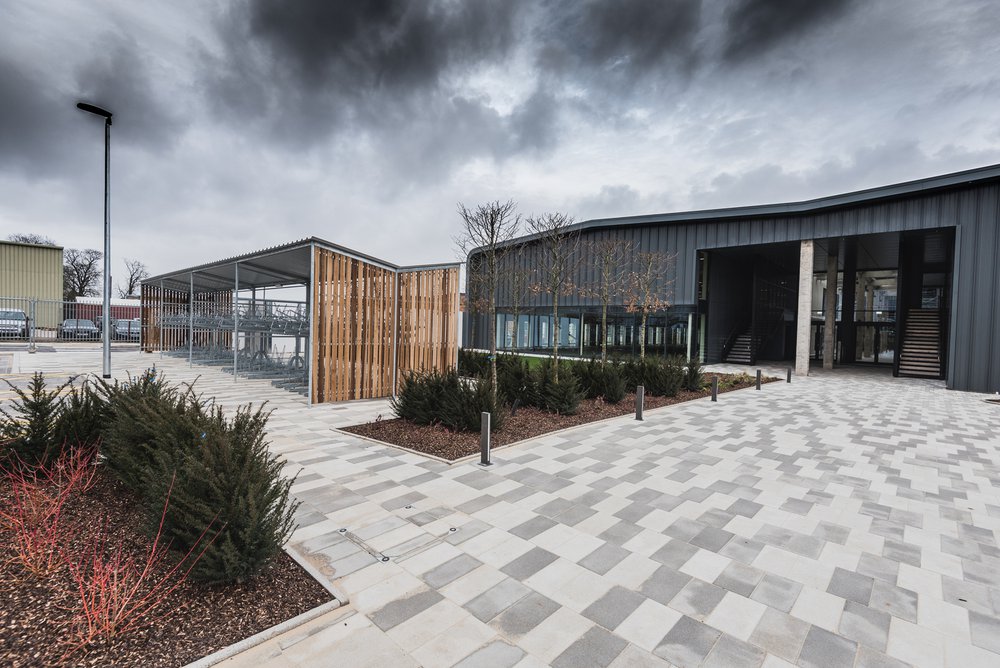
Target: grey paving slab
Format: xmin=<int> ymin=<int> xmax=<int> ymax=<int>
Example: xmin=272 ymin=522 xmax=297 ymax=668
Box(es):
xmin=654 ymin=615 xmax=722 ymax=668
xmin=551 ymin=625 xmax=628 ymax=668
xmin=465 ymin=578 xmax=531 ymax=622
xmin=839 ymin=600 xmax=890 ymax=652
xmin=580 ymin=542 xmax=630 ymax=575
xmin=798 ymin=624 xmax=859 ymax=668
xmin=582 ymin=585 xmax=646 ymax=630
xmin=370 ymin=589 xmax=443 ymax=631
xmin=702 ymin=633 xmax=765 ymax=668
xmin=489 ymin=591 xmax=561 ymax=638
xmin=749 ymin=607 xmax=810 ymax=662
xmin=422 ymin=554 xmax=483 ymax=589
xmin=500 ymin=547 xmax=559 ymax=581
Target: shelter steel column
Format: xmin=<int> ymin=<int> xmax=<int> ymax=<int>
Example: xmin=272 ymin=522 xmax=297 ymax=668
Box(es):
xmin=823 ymin=240 xmax=838 ymax=370
xmin=795 ymin=240 xmax=814 ymax=376
xmin=188 ymin=272 xmax=194 ymax=367
xmin=233 ymin=262 xmax=239 ymax=383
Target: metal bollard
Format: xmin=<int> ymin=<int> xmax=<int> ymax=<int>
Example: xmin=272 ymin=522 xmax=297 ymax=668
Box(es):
xmin=787 ymin=367 xmax=792 ymax=383
xmin=711 ymin=376 xmax=718 ymax=402
xmin=480 ymin=411 xmax=492 ymax=466
xmin=635 ymin=385 xmax=644 ymax=421
xmin=756 ymin=369 xmax=762 ymax=390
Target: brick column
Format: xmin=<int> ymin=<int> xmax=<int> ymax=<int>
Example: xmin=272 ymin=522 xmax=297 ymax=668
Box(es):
xmin=796 ymin=240 xmax=814 ymax=376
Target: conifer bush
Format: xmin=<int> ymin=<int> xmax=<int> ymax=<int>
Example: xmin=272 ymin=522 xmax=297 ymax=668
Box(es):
xmin=392 ymin=369 xmax=503 ymax=432
xmin=54 ymin=381 xmax=107 ymax=448
xmin=99 ymin=371 xmax=209 ymax=498
xmin=542 ymin=372 xmax=583 ymax=415
xmin=685 ymin=357 xmax=704 ymax=391
xmin=0 ymin=373 xmax=71 ymax=466
xmin=158 ymin=404 xmax=298 ymax=584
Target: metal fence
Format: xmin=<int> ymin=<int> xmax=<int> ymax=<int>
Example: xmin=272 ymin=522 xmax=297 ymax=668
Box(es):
xmin=0 ymin=296 xmax=142 ymax=346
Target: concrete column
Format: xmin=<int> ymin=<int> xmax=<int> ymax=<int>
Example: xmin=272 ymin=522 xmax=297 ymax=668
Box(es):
xmin=823 ymin=242 xmax=838 ymax=369
xmin=796 ymin=240 xmax=814 ymax=376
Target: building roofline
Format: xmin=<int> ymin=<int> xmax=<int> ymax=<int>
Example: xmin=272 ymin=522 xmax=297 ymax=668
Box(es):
xmin=144 ymin=236 xmax=460 ymax=289
xmin=474 ymin=162 xmax=1000 ymax=256
xmin=0 ymin=240 xmax=64 ymax=251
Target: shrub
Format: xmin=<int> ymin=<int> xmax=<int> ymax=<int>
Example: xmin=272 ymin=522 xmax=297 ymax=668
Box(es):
xmin=571 ymin=359 xmax=625 ymax=404
xmin=99 ymin=371 xmax=209 ymax=497
xmin=598 ymin=363 xmax=626 ymax=404
xmin=0 ymin=476 xmax=68 ymax=577
xmin=458 ymin=349 xmax=491 ymax=378
xmin=158 ymin=405 xmax=297 ymax=584
xmin=54 ymin=381 xmax=108 ymax=448
xmin=685 ymin=357 xmax=704 ymax=392
xmin=392 ymin=369 xmax=503 ymax=432
xmin=542 ymin=373 xmax=583 ymax=415
xmin=0 ymin=372 xmax=72 ymax=466
xmin=497 ymin=355 xmax=537 ymax=412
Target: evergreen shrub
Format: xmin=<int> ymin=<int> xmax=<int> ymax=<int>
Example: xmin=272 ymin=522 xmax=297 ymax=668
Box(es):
xmin=392 ymin=369 xmax=503 ymax=431
xmin=0 ymin=372 xmax=71 ymax=466
xmin=685 ymin=357 xmax=704 ymax=392
xmin=159 ymin=404 xmax=299 ymax=584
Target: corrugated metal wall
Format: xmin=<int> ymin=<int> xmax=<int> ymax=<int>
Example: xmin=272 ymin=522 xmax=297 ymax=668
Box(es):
xmin=0 ymin=242 xmax=63 ymax=301
xmin=468 ymin=180 xmax=1000 ymax=393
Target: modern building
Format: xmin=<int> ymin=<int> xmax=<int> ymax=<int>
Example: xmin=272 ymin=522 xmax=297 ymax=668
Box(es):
xmin=465 ymin=164 xmax=1000 ymax=394
xmin=143 ymin=238 xmax=461 ymax=404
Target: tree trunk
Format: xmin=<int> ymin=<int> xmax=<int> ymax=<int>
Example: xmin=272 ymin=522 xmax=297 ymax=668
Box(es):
xmin=552 ymin=292 xmax=560 ymax=382
xmin=489 ymin=302 xmax=498 ymax=397
xmin=601 ymin=302 xmax=608 ymax=364
xmin=640 ymin=311 xmax=648 ymax=360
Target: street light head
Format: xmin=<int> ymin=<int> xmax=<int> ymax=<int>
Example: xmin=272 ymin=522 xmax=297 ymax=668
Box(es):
xmin=76 ymin=101 xmax=113 ymax=123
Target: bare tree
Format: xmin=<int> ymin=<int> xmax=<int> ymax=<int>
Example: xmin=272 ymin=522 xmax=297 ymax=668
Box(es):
xmin=117 ymin=258 xmax=149 ymax=298
xmin=63 ymin=248 xmax=103 ymax=300
xmin=526 ymin=212 xmax=580 ymax=380
xmin=579 ymin=237 xmax=635 ymax=364
xmin=454 ymin=200 xmax=521 ymax=397
xmin=6 ymin=233 xmax=57 ymax=246
xmin=623 ymin=251 xmax=676 ymax=360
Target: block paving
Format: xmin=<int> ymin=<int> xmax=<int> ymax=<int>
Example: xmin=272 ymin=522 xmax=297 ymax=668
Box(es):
xmin=7 ymin=348 xmax=1000 ymax=667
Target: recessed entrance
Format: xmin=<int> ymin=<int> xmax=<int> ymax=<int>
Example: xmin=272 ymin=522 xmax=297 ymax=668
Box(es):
xmin=699 ymin=227 xmax=955 ymax=379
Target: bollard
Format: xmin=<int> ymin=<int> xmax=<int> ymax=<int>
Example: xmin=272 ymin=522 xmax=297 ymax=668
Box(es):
xmin=787 ymin=367 xmax=792 ymax=383
xmin=756 ymin=369 xmax=762 ymax=390
xmin=480 ymin=411 xmax=492 ymax=466
xmin=711 ymin=376 xmax=718 ymax=402
xmin=635 ymin=385 xmax=644 ymax=421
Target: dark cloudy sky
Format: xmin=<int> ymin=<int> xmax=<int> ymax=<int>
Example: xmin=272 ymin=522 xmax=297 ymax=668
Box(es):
xmin=2 ymin=0 xmax=999 ymax=278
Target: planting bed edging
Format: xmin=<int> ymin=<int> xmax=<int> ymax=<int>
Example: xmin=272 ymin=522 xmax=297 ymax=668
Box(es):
xmin=182 ymin=599 xmax=344 ymax=668
xmin=182 ymin=544 xmax=350 ymax=668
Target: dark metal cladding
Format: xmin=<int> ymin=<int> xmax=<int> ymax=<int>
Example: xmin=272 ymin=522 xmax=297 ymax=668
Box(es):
xmin=466 ymin=165 xmax=1000 ymax=394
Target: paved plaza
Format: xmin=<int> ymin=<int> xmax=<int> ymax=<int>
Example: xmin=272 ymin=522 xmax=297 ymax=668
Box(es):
xmin=4 ymin=347 xmax=1000 ymax=667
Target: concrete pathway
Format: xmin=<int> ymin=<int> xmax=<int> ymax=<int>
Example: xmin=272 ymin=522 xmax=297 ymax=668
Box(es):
xmin=6 ymin=346 xmax=1000 ymax=667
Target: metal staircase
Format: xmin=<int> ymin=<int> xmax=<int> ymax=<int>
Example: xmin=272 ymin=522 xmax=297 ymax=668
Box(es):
xmin=898 ymin=308 xmax=942 ymax=377
xmin=725 ymin=332 xmax=752 ymax=364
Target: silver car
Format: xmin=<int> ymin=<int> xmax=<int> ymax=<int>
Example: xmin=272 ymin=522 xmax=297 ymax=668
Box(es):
xmin=114 ymin=317 xmax=142 ymax=341
xmin=0 ymin=309 xmax=28 ymax=338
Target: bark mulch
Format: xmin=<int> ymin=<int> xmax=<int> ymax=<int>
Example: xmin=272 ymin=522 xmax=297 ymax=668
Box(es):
xmin=343 ymin=372 xmax=778 ymax=461
xmin=0 ymin=471 xmax=331 ymax=668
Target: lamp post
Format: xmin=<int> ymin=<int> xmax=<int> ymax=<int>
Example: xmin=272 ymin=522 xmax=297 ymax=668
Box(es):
xmin=76 ymin=101 xmax=113 ymax=379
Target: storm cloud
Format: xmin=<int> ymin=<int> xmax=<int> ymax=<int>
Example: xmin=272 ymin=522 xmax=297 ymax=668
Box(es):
xmin=1 ymin=0 xmax=999 ymax=277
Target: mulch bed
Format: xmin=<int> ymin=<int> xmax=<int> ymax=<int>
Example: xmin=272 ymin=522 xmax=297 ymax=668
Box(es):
xmin=343 ymin=372 xmax=779 ymax=461
xmin=0 ymin=471 xmax=332 ymax=668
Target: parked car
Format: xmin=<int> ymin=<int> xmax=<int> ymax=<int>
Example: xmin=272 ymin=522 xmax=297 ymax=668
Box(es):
xmin=58 ymin=318 xmax=100 ymax=340
xmin=114 ymin=317 xmax=142 ymax=341
xmin=0 ymin=308 xmax=28 ymax=339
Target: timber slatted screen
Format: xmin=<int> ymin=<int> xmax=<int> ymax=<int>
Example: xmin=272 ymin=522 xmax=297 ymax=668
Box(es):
xmin=140 ymin=284 xmax=232 ymax=352
xmin=395 ymin=266 xmax=460 ymax=386
xmin=311 ymin=247 xmax=396 ymax=402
